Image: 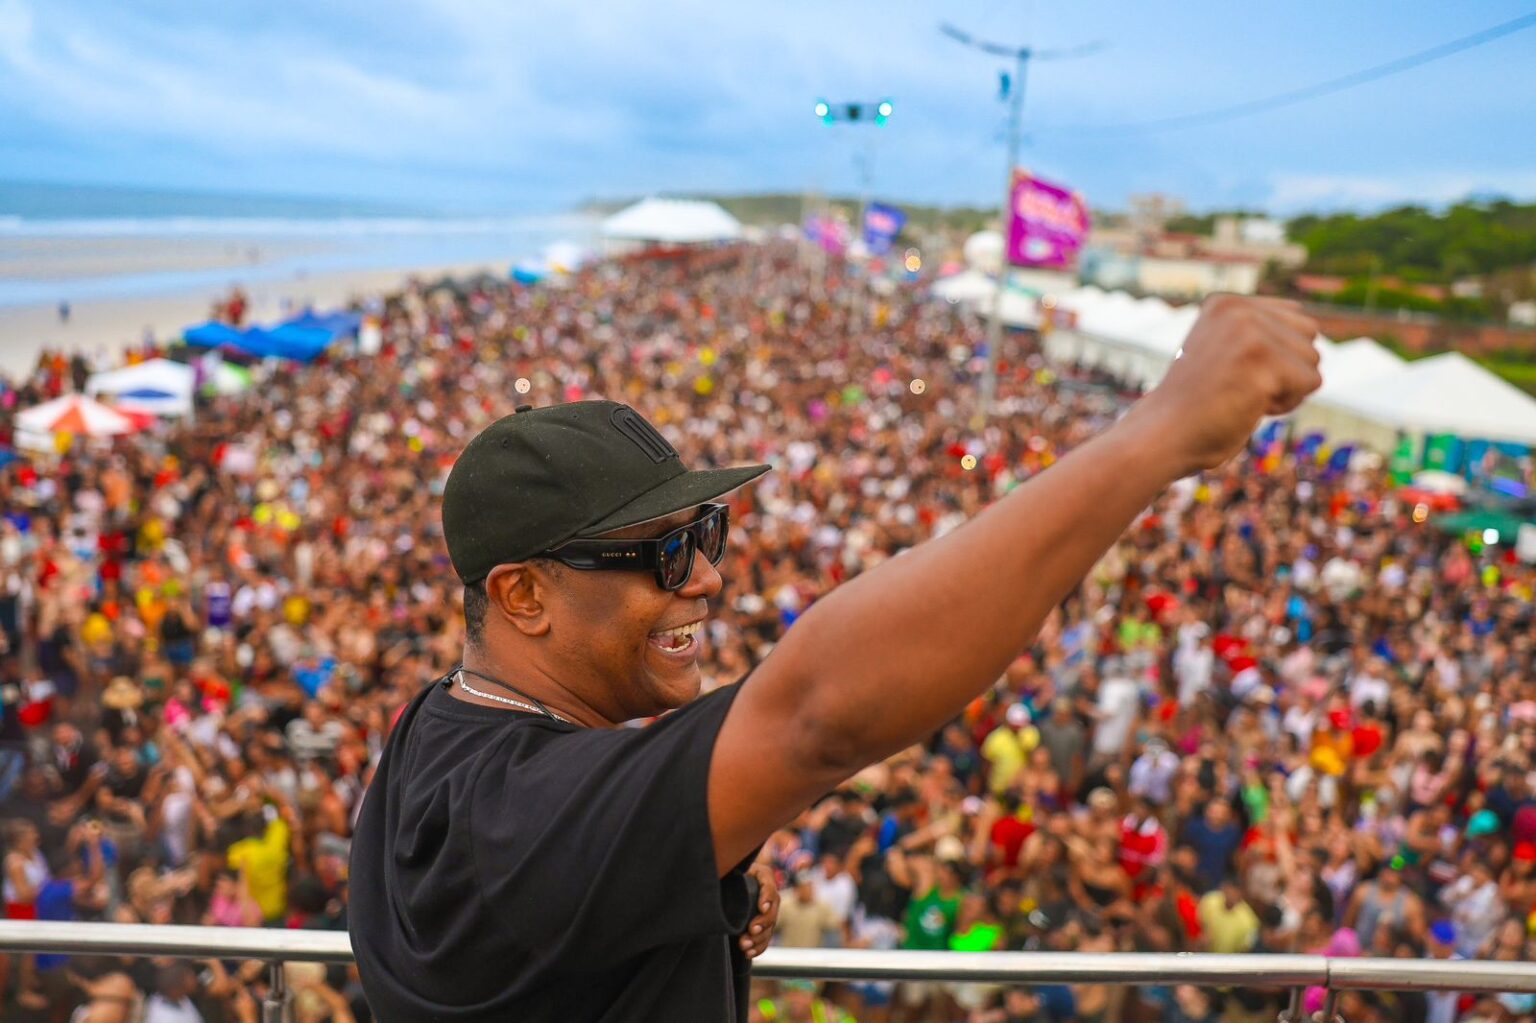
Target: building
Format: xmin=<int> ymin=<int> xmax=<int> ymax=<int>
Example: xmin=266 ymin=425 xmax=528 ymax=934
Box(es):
xmin=1080 ymin=231 xmax=1265 ymax=298
xmin=1206 ymin=217 xmax=1307 ymax=271
xmin=1076 ymin=206 xmax=1303 ymax=300
xmin=1136 ymin=252 xmax=1263 ymax=298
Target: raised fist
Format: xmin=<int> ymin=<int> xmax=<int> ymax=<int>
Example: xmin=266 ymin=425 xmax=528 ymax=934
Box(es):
xmin=1143 ymin=294 xmax=1322 ymax=475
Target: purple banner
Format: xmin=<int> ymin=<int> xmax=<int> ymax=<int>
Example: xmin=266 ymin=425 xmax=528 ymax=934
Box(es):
xmin=1006 ymin=171 xmax=1090 ymax=269
xmin=803 ymin=214 xmax=851 ymax=256
xmin=862 ymin=203 xmax=906 ymax=256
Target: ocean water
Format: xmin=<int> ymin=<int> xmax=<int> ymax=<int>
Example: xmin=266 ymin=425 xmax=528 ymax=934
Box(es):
xmin=0 ymin=181 xmax=599 ymax=306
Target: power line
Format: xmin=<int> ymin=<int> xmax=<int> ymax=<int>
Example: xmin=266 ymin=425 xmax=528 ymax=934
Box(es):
xmin=1035 ymin=10 xmax=1536 ymax=137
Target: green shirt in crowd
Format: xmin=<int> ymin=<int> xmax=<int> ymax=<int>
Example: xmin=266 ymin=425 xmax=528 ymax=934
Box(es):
xmin=901 ymin=888 xmax=961 ymax=951
xmin=949 ymin=921 xmax=1005 ymax=952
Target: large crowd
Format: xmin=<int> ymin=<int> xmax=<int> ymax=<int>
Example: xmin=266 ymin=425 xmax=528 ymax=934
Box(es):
xmin=0 ymin=241 xmax=1532 ymax=1023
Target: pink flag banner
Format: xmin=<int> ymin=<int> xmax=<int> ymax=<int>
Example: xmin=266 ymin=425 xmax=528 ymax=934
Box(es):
xmin=1006 ymin=171 xmax=1090 ymax=269
xmin=803 ymin=215 xmax=851 ymax=256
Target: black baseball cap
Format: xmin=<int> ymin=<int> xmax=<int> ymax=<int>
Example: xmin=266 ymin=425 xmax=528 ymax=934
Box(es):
xmin=442 ymin=400 xmax=770 ymax=584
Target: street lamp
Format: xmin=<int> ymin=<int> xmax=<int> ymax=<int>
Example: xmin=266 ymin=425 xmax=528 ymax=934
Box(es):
xmin=811 ymin=98 xmax=896 ymax=325
xmin=812 ymin=99 xmax=897 ymax=245
xmin=816 ymin=100 xmax=895 ymax=127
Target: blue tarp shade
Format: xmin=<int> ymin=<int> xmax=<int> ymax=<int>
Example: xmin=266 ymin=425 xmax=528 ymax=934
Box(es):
xmin=282 ymin=310 xmax=363 ymax=337
xmin=184 ymin=321 xmax=247 ymax=348
xmin=232 ymin=324 xmax=332 ymax=363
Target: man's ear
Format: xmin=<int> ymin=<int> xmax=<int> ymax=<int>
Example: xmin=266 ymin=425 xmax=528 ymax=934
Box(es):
xmin=484 ymin=563 xmax=554 ymax=638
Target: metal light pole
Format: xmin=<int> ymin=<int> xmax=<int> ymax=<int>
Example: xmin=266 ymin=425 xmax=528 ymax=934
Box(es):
xmin=812 ymin=99 xmax=893 ymax=329
xmin=814 ymin=99 xmax=893 ymax=221
xmin=941 ymin=25 xmax=1102 ymax=425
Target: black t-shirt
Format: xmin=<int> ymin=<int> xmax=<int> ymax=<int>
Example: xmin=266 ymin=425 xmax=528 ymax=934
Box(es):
xmin=852 ymin=847 xmax=909 ymax=923
xmin=103 ymin=765 xmax=148 ymax=823
xmin=349 ymin=675 xmax=756 ymax=1022
xmin=53 ymin=740 xmax=98 ymax=796
xmin=161 ymin=609 xmax=197 ymax=645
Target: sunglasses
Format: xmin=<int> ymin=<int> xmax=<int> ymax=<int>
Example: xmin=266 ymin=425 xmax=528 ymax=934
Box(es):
xmin=541 ymin=503 xmax=729 ymax=592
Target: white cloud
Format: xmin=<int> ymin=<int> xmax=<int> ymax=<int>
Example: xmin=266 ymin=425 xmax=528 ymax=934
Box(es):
xmin=3 ymin=0 xmax=1533 ymax=208
xmin=0 ymin=0 xmax=466 ymax=160
xmin=0 ymin=0 xmax=32 ymax=52
xmin=1267 ymin=171 xmax=1536 ymax=212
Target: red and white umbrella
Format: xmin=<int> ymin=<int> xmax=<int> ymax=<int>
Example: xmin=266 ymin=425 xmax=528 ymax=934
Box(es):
xmin=16 ymin=394 xmax=142 ymax=437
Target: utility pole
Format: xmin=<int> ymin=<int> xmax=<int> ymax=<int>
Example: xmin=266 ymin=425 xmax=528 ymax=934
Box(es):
xmin=985 ymin=53 xmax=1027 ymax=428
xmin=941 ymin=25 xmax=1102 ymax=426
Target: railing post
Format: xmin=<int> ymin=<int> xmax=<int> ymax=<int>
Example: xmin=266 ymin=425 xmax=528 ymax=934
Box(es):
xmin=264 ymin=959 xmax=292 ymax=1023
xmin=1278 ymin=986 xmax=1303 ymax=1022
xmin=1319 ymin=987 xmax=1341 ymax=1023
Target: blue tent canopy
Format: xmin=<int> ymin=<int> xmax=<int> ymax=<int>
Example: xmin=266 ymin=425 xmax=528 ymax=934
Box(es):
xmin=511 ymin=262 xmax=547 ymax=285
xmin=282 ymin=310 xmax=363 ymax=337
xmin=185 ymin=317 xmax=336 ymax=362
xmin=117 ymin=387 xmax=178 ymax=401
xmin=234 ymin=324 xmax=332 ymax=363
xmin=183 ymin=321 xmax=248 ymax=348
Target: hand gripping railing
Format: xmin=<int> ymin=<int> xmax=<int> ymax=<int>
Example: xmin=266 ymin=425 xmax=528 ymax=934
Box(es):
xmin=4 ymin=921 xmax=1536 ymax=1022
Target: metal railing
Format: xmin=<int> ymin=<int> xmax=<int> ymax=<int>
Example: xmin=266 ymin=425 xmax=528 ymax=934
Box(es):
xmin=4 ymin=921 xmax=1535 ymax=1020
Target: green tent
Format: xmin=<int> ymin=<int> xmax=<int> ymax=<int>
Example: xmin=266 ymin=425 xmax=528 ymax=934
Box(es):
xmin=1389 ymin=435 xmax=1418 ymax=485
xmin=1433 ymin=507 xmax=1531 ymax=542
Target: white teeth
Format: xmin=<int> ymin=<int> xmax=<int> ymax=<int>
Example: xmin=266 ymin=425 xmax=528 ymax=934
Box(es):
xmin=652 ymin=621 xmax=702 ymax=640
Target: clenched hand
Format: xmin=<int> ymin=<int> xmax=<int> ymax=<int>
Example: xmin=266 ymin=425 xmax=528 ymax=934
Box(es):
xmin=1141 ymin=294 xmax=1323 ymax=476
xmin=739 ymin=862 xmax=780 ymax=959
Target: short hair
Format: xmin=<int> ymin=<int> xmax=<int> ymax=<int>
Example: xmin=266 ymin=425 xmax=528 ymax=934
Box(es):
xmin=3 ymin=819 xmax=34 ymax=846
xmin=463 ymin=561 xmax=564 ymax=649
xmin=156 ymin=962 xmax=194 ymax=995
xmin=463 ymin=583 xmax=489 ymax=649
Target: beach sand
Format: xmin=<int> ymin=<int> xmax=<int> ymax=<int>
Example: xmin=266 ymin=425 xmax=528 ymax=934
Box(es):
xmin=0 ymin=259 xmax=508 ymax=380
xmin=0 ymin=236 xmax=332 ymax=282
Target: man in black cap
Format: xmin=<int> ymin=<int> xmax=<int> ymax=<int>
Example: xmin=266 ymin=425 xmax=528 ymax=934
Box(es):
xmin=349 ymin=295 xmax=1322 ymax=1020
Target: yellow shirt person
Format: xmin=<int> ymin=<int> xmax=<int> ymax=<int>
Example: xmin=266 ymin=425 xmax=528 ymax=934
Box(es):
xmin=981 ymin=705 xmax=1040 ymax=796
xmin=228 ymin=816 xmax=291 ymax=923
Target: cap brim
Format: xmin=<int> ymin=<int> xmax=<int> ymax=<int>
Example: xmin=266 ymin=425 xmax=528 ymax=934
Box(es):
xmin=579 ymin=463 xmax=770 ymax=536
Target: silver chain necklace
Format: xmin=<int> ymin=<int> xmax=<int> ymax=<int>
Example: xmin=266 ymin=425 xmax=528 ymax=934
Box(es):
xmin=454 ymin=670 xmax=571 ymax=723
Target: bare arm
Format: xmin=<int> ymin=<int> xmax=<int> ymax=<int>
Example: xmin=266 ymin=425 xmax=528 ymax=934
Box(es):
xmin=1343 ymin=887 xmax=1364 ymax=930
xmin=4 ymin=853 xmax=37 ymax=903
xmin=707 ymin=297 xmax=1321 ymax=874
xmin=311 ymin=984 xmax=357 ymax=1023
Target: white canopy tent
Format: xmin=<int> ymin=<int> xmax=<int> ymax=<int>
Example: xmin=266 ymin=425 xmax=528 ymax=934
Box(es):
xmin=1308 ymin=351 xmax=1536 ymax=450
xmin=1289 ymin=338 xmax=1408 ymax=440
xmin=600 ymin=198 xmax=743 ymax=246
xmin=997 ymin=289 xmax=1042 ymax=329
xmin=1041 ymin=287 xmax=1193 ymax=389
xmin=86 ymin=358 xmax=195 ymax=416
xmin=1315 ymin=338 xmax=1406 ymax=397
xmin=931 ymin=269 xmax=996 ymax=306
xmin=930 ymin=270 xmax=1045 ymax=329
xmin=1022 ymin=284 xmax=1536 ymax=454
xmin=962 ymin=230 xmax=1004 ymax=274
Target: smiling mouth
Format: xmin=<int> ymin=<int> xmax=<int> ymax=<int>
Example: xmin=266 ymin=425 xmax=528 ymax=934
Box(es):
xmin=648 ymin=620 xmax=703 ymax=655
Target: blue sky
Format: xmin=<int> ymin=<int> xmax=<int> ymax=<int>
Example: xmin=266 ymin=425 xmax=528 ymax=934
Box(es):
xmin=1 ymin=0 xmax=1533 ymax=214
